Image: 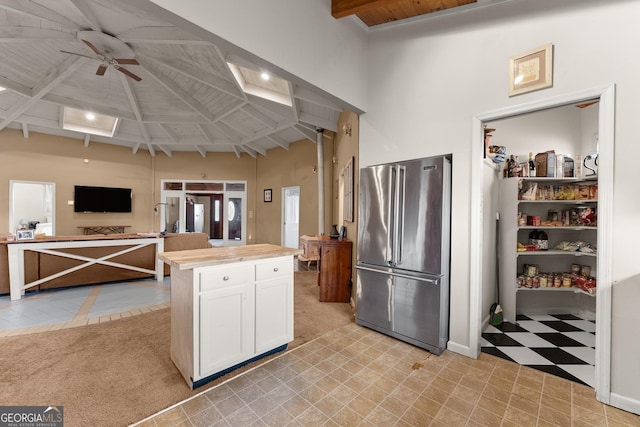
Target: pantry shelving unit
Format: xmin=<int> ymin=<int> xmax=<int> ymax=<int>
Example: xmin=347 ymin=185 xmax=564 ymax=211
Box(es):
xmin=498 ymin=176 xmax=598 ymax=323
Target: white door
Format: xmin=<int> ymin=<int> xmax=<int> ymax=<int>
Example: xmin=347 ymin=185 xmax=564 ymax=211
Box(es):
xmin=281 ymin=186 xmax=300 ymax=248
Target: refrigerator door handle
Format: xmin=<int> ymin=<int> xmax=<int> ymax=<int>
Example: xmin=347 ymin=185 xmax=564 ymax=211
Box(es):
xmin=356 ymin=264 xmax=441 ymax=286
xmin=392 ymin=270 xmax=441 ymax=285
xmin=395 ymin=165 xmax=406 ymax=266
xmin=386 ymin=167 xmax=396 ymax=266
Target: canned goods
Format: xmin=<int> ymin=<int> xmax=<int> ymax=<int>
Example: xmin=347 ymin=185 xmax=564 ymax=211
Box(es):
xmin=581 ymin=265 xmax=591 ymax=277
xmin=524 ymin=264 xmax=538 ymax=277
xmin=571 ymin=264 xmax=581 ymax=274
xmin=562 ymin=275 xmax=572 ymax=288
xmin=539 ymin=275 xmax=548 ymax=287
xmin=553 ymin=275 xmax=562 ymax=288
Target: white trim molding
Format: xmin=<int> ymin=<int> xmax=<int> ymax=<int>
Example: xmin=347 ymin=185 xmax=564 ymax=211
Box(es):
xmin=468 ymin=84 xmax=615 ymax=406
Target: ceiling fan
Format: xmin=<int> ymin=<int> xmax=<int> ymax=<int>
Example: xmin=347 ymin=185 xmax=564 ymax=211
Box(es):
xmin=61 ymin=39 xmax=142 ymax=81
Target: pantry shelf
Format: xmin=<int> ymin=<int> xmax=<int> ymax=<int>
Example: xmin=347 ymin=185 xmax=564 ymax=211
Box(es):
xmin=518 ymin=199 xmax=597 ymax=204
xmin=519 ymin=225 xmax=596 ymax=230
xmin=516 ymin=250 xmax=596 ymax=257
xmin=516 ymin=286 xmax=595 ymax=297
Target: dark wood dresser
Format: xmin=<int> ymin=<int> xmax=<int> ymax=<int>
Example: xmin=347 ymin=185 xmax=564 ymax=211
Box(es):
xmin=317 ymin=236 xmax=352 ymax=302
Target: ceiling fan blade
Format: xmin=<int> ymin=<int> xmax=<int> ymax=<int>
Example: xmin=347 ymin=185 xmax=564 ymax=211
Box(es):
xmin=60 ymin=50 xmax=96 ymax=60
xmin=113 ymin=58 xmax=139 ymax=65
xmin=115 ymin=65 xmax=142 ymax=82
xmin=81 ymin=39 xmax=103 ymax=56
xmin=96 ymin=65 xmax=108 ymax=76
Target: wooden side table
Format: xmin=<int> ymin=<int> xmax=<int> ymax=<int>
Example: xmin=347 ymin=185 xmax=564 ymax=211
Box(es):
xmin=317 ymin=236 xmax=352 ymax=302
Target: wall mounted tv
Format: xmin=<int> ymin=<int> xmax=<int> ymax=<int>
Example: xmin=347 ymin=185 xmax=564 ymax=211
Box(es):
xmin=74 ymin=185 xmax=132 ymax=213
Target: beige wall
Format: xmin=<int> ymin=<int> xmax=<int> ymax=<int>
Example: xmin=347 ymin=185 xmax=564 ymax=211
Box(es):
xmin=1 ymin=129 xmax=153 ymax=235
xmin=1 ymin=127 xmax=355 ymax=246
xmin=255 ymin=136 xmax=333 ymax=245
xmin=332 ymin=110 xmax=359 ymax=298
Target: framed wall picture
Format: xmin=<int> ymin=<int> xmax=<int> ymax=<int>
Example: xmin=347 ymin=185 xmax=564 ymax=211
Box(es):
xmin=263 ymin=189 xmax=272 ymax=203
xmin=509 ymin=43 xmax=553 ymax=96
xmin=16 ymin=229 xmax=35 ymax=240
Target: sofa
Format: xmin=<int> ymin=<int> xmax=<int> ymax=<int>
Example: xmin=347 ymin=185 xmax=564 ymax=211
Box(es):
xmin=0 ymin=232 xmax=211 ymax=295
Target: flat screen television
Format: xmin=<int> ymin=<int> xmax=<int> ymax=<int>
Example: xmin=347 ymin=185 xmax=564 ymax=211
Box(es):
xmin=74 ymin=185 xmax=132 ymax=213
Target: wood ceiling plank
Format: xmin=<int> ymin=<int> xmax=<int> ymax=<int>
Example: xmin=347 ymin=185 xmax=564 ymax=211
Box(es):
xmin=333 ymin=0 xmax=475 ymax=26
xmin=68 ymin=0 xmax=102 ymax=32
xmin=139 ymin=57 xmax=213 ymax=121
xmin=0 ymin=0 xmax=82 ymax=30
xmin=332 ymin=0 xmax=391 ymax=19
xmin=117 ymin=71 xmax=150 ymax=143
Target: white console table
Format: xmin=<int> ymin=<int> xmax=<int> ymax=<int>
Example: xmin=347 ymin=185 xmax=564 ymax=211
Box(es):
xmin=7 ymin=235 xmax=164 ymax=301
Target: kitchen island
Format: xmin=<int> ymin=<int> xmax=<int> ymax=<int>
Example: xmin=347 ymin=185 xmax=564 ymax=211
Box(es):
xmin=158 ymin=244 xmax=301 ymax=389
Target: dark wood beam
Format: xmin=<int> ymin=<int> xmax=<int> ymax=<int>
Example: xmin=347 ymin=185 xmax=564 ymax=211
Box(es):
xmin=332 ymin=0 xmax=391 ymax=19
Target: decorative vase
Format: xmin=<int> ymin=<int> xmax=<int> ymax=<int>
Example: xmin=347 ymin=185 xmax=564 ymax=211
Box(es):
xmin=329 ymin=224 xmax=339 ymax=238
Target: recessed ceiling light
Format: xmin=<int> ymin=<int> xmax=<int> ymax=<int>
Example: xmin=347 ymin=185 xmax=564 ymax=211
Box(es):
xmin=63 ymin=107 xmax=119 ymax=137
xmin=227 ymin=62 xmax=292 ymax=107
xmin=0 ymin=86 xmax=5 ymax=92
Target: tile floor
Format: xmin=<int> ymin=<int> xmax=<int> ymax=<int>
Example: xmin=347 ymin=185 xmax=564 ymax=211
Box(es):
xmin=2 ymin=283 xmax=638 ymax=426
xmin=135 ymin=322 xmax=639 ymax=427
xmin=481 ymin=314 xmax=596 ymax=388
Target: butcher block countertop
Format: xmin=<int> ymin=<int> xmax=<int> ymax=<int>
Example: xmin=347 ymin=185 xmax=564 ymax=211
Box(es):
xmin=158 ymin=243 xmax=302 ymax=270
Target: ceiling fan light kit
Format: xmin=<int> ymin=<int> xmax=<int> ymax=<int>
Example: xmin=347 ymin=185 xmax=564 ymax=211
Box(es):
xmin=60 ymin=31 xmax=141 ymax=81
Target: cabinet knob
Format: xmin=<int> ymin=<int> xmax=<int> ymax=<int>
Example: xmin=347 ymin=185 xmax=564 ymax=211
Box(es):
xmin=223 ymin=275 xmax=229 ymax=281
xmin=273 ymin=267 xmax=279 ymax=272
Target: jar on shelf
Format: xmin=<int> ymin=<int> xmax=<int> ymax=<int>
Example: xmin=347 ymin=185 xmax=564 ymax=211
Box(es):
xmin=538 ymin=230 xmax=548 ymax=250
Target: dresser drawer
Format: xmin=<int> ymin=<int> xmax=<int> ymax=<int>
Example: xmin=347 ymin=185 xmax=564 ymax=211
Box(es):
xmin=255 ymin=257 xmax=292 ymax=282
xmin=200 ymin=265 xmax=251 ymax=292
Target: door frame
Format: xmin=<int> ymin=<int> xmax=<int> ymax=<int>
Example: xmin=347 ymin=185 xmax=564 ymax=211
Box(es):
xmin=468 ymin=84 xmax=615 ymax=403
xmin=281 ymin=186 xmax=300 ymax=248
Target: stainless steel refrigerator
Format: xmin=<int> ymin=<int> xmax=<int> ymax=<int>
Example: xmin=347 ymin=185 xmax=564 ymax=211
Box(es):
xmin=356 ymin=155 xmax=451 ymax=355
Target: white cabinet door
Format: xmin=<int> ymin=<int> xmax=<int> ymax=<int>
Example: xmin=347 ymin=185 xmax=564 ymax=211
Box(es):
xmin=199 ymin=281 xmax=254 ymax=378
xmin=255 ymin=278 xmax=293 ymax=353
xmin=255 ymin=257 xmax=293 ymax=354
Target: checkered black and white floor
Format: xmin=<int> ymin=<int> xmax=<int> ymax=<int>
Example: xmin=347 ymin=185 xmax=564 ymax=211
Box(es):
xmin=481 ymin=313 xmax=596 ymax=387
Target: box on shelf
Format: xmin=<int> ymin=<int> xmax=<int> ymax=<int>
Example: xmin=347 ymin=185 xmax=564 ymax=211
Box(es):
xmin=534 ymin=151 xmax=577 ymax=178
xmin=534 ymin=151 xmax=554 ymax=177
xmin=563 ymin=157 xmax=575 ymax=177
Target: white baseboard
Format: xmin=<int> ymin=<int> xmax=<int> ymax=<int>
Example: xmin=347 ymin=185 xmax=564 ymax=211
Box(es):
xmin=446 ymin=341 xmax=475 ymax=358
xmin=482 ymin=315 xmax=490 ymax=332
xmin=609 ymin=392 xmax=640 ymax=416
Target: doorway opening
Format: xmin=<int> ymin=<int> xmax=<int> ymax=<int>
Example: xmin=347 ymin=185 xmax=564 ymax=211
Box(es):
xmin=281 ymin=186 xmax=300 ymax=249
xmin=469 ymin=85 xmax=614 ymax=403
xmin=160 ymin=180 xmax=247 ymax=247
xmin=481 ymin=101 xmax=599 ymax=388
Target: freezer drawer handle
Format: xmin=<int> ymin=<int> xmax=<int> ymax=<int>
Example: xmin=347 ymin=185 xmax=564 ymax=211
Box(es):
xmin=356 ymin=265 xmax=440 ymax=285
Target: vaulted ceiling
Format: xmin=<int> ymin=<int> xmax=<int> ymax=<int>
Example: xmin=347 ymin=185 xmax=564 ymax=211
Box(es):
xmin=0 ymin=0 xmax=347 ymax=158
xmin=0 ymin=0 xmax=496 ymax=158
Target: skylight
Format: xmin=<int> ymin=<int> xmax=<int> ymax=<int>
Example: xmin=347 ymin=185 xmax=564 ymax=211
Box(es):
xmin=0 ymin=86 xmax=6 ymax=92
xmin=227 ymin=63 xmax=292 ymax=106
xmin=62 ymin=107 xmax=118 ymax=137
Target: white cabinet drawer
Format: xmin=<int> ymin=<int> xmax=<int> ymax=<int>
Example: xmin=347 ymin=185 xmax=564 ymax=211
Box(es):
xmin=255 ymin=257 xmax=292 ymax=282
xmin=200 ymin=265 xmax=250 ymax=292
